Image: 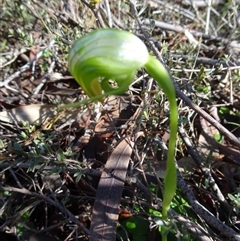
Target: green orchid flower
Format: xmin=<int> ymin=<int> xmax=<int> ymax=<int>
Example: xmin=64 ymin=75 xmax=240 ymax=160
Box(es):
xmin=68 ymin=29 xmax=149 ymax=100
xmin=68 ymin=28 xmax=178 ymax=240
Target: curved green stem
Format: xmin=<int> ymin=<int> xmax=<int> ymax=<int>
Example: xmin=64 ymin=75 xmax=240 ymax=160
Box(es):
xmin=145 ymin=56 xmax=178 ymax=240
xmin=145 ymin=56 xmax=178 ymax=218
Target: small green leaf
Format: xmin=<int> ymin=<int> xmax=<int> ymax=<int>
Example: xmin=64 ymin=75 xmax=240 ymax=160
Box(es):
xmin=73 ymin=171 xmax=83 ymax=183
xmin=214 ymin=132 xmax=222 ymax=142
xmin=126 ymin=221 xmax=136 ymax=229
xmin=42 ymin=50 xmax=52 ymax=58
xmin=219 ymin=106 xmax=230 ymax=115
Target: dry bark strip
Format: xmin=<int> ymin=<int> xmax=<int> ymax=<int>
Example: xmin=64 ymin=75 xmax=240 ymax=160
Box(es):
xmin=90 ymin=134 xmax=141 ymax=241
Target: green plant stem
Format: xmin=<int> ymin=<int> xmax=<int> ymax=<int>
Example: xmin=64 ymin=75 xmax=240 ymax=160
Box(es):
xmin=58 ymin=94 xmax=105 ymax=110
xmin=145 ymin=56 xmax=178 ymax=240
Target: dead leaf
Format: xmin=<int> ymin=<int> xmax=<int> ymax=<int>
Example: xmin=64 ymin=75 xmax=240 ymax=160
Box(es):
xmin=197 ymin=106 xmax=222 ymax=161
xmin=178 ymin=156 xmax=198 ymax=176
xmin=0 ymin=104 xmax=57 ymax=124
xmin=29 ymin=46 xmax=37 ymax=61
xmin=0 ymin=104 xmax=89 ymax=127
xmin=90 ymin=133 xmax=143 ymax=241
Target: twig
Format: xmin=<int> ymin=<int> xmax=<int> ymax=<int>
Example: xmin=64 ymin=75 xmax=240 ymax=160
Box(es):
xmin=0 ymin=185 xmax=90 ymax=235
xmin=169 ymin=209 xmax=213 ymax=241
xmin=80 ymin=0 xmax=106 ymax=28
xmin=170 ymin=54 xmax=240 ymax=67
xmin=33 ymin=46 xmax=58 ymax=95
xmin=179 ymin=126 xmax=231 ymax=209
xmin=103 ymin=0 xmax=112 ymax=27
xmin=143 ymin=19 xmax=240 ymax=51
xmin=1 ymin=40 xmax=55 ymax=88
xmin=0 ymin=200 xmax=42 ymax=231
xmin=182 ymin=0 xmax=224 ymax=7
xmin=175 ymin=87 xmax=240 ymax=148
xmin=177 ymin=171 xmax=240 ymax=241
xmin=205 ymin=0 xmax=212 ymax=34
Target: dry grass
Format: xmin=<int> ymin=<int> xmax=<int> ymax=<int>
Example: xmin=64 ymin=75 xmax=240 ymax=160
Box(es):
xmin=0 ymin=0 xmax=240 ymax=240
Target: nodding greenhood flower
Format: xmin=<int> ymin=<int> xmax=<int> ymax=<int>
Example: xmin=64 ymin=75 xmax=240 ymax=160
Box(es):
xmin=68 ymin=28 xmax=178 ymax=240
xmin=68 ymin=29 xmax=150 ymax=99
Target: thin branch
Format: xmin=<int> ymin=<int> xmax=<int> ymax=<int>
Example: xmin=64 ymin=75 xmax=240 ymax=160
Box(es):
xmin=1 ymin=40 xmax=55 ymax=88
xmin=179 ymin=126 xmax=231 ymax=209
xmin=0 ymin=185 xmax=90 ymax=235
xmin=143 ymin=19 xmax=240 ymax=51
xmin=170 ymin=54 xmax=240 ymax=67
xmin=205 ymin=0 xmax=212 ymax=34
xmin=177 ymin=171 xmax=240 ymax=241
xmin=169 ymin=209 xmax=214 ymax=241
